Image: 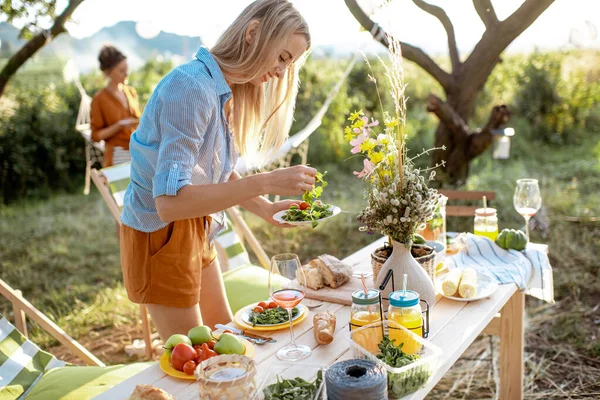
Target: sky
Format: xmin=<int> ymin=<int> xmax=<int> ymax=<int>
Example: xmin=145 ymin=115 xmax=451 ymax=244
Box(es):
xmin=58 ymin=0 xmax=600 ymax=56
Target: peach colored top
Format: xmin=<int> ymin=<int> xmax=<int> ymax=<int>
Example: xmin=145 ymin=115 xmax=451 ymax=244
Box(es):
xmin=90 ymin=85 xmax=142 ymax=167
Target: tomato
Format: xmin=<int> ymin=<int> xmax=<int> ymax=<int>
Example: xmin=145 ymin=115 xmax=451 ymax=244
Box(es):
xmin=257 ymin=301 xmax=268 ymax=308
xmin=206 ymin=339 xmax=217 ymax=350
xmin=222 ymin=330 xmax=233 ymax=335
xmin=253 ymin=306 xmax=264 ymax=313
xmin=288 ymin=203 xmax=299 ymax=209
xmin=267 ymin=301 xmax=278 ymax=309
xmin=170 ymin=343 xmax=197 ymax=371
xmin=183 ymin=360 xmax=197 ymax=376
xmin=193 ymin=344 xmax=203 ymax=354
xmin=299 ymin=201 xmax=310 ymax=210
xmin=201 ymin=342 xmax=218 ymax=359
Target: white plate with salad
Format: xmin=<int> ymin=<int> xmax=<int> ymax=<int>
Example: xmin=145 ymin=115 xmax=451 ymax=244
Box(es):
xmin=273 ymin=202 xmax=341 ymax=227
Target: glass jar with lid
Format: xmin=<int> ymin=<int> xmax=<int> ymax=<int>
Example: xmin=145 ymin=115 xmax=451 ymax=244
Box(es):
xmin=388 ymin=290 xmax=424 ymax=355
xmin=350 ymin=289 xmax=383 ymax=354
xmin=473 ymin=207 xmax=499 ymax=241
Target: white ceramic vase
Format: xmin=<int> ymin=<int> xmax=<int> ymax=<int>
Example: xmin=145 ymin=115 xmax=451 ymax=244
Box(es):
xmin=375 ymin=240 xmax=436 ymax=308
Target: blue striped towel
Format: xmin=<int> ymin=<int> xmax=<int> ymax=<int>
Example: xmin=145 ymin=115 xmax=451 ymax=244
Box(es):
xmin=446 ymin=233 xmax=554 ymax=303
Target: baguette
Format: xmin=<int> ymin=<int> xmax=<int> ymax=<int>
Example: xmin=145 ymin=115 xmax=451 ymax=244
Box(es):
xmin=296 ymin=264 xmax=324 ymax=291
xmin=314 ymin=254 xmax=352 ymax=288
xmin=129 ymin=385 xmax=175 ymax=400
xmin=313 ymin=311 xmax=336 ymax=345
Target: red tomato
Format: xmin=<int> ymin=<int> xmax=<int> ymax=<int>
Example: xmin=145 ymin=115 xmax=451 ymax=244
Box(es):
xmin=202 ymin=342 xmax=218 ymax=359
xmin=170 ymin=343 xmax=197 ymax=372
xmin=223 ymin=330 xmax=233 ymax=335
xmin=206 ymin=339 xmax=217 ymax=350
xmin=193 ymin=344 xmax=203 ymax=354
xmin=253 ymin=306 xmax=264 ymax=313
xmin=299 ymin=201 xmax=310 ymax=210
xmin=183 ymin=360 xmax=197 ymax=375
xmin=267 ymin=301 xmax=278 ymax=309
xmin=257 ymin=301 xmax=268 ymax=308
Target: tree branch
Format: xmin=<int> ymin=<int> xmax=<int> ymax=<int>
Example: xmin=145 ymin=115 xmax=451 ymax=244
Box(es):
xmin=412 ymin=0 xmax=460 ymax=72
xmin=0 ymin=0 xmax=85 ymax=97
xmin=473 ymin=0 xmax=499 ymax=29
xmin=344 ymin=0 xmax=454 ymax=92
xmin=501 ymin=0 xmax=555 ymax=37
xmin=426 ymin=94 xmax=470 ymax=139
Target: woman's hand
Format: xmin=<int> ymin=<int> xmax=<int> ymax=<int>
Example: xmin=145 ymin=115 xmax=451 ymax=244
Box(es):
xmin=261 ymin=200 xmax=298 ymax=228
xmin=261 ymin=165 xmax=317 ymax=196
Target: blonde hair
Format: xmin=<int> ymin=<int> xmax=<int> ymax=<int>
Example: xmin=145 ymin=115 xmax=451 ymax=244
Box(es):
xmin=211 ymin=0 xmax=310 ymax=167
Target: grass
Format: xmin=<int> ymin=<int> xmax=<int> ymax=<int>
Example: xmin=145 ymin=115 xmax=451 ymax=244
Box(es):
xmin=0 ymin=135 xmax=598 ymax=396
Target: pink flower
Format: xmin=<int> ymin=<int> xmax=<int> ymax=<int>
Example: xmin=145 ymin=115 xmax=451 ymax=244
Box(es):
xmin=361 ymin=117 xmax=380 ymax=134
xmin=353 ymin=159 xmax=375 ymax=179
xmin=350 ymin=132 xmax=368 ymax=154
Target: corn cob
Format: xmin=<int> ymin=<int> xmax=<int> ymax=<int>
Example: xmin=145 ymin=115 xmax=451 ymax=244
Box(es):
xmin=441 ymin=268 xmax=462 ymax=296
xmin=458 ymin=267 xmax=478 ymax=298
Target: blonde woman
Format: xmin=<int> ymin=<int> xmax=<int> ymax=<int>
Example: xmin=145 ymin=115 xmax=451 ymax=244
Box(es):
xmin=120 ymin=0 xmax=313 ymax=340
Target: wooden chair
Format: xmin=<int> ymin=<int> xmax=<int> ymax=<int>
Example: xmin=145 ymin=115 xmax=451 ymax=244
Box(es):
xmin=439 ymin=189 xmax=496 ymax=217
xmin=0 ymin=279 xmax=103 ymax=367
xmin=90 ymin=162 xmax=272 ymax=357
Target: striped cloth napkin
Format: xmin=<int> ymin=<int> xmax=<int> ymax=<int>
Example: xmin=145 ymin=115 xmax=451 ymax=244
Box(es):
xmin=445 ymin=233 xmax=554 ymax=303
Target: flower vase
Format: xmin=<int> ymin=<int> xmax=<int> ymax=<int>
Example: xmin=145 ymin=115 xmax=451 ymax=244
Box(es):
xmin=375 ymin=240 xmax=436 ymax=308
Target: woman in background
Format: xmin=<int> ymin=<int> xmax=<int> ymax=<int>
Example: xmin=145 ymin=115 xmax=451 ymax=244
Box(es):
xmin=90 ymin=45 xmax=141 ymax=167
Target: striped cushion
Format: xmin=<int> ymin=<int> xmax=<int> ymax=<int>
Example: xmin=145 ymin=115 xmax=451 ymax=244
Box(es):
xmin=99 ymin=163 xmax=251 ymax=268
xmin=214 ymin=217 xmax=251 ymax=270
xmin=0 ymin=316 xmax=66 ymax=400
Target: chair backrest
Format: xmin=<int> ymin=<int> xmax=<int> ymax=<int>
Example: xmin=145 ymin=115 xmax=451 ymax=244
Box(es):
xmin=90 ymin=163 xmax=266 ymax=270
xmin=0 ymin=316 xmax=68 ymax=399
xmin=439 ymin=190 xmax=496 ymax=217
xmin=0 ymin=280 xmax=103 ymax=371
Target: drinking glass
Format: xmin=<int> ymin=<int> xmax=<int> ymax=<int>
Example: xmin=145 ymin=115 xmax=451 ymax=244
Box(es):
xmin=513 ymin=178 xmax=542 ymax=240
xmin=268 ymin=253 xmax=311 ymax=361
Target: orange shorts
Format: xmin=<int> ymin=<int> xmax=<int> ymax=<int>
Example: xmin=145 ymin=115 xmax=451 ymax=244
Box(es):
xmin=120 ymin=217 xmax=217 ymax=308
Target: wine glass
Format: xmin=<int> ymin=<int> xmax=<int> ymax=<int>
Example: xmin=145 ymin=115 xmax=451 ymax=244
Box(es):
xmin=268 ymin=253 xmax=312 ymax=361
xmin=513 ymin=178 xmax=542 ymax=240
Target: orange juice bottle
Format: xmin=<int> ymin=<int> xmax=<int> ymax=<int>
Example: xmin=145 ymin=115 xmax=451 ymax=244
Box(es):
xmin=350 ymin=289 xmax=382 ymax=354
xmin=387 ymin=290 xmax=423 ymax=355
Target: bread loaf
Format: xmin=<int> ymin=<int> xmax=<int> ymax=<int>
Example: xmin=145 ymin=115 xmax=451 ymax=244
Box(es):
xmin=314 ymin=311 xmax=336 ymax=344
xmin=129 ymin=385 xmax=175 ymax=400
xmin=296 ymin=264 xmax=324 ymax=290
xmin=314 ymin=254 xmax=352 ymax=288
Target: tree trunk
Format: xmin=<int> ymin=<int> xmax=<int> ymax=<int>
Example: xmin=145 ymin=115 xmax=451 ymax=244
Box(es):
xmin=0 ymin=0 xmax=85 ymax=97
xmin=429 ymin=94 xmax=510 ymax=187
xmin=344 ymin=0 xmax=554 ymax=187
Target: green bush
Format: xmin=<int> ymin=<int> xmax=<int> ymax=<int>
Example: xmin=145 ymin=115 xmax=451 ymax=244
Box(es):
xmin=0 ymin=82 xmax=84 ymax=204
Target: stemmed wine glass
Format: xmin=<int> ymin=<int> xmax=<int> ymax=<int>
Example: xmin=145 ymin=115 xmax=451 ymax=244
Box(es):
xmin=513 ymin=179 xmax=542 ymax=240
xmin=268 ymin=253 xmax=312 ymax=361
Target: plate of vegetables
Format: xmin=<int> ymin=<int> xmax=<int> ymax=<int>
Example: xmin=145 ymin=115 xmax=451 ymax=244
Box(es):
xmin=235 ymin=301 xmax=308 ymax=330
xmin=273 ymin=171 xmax=341 ymax=228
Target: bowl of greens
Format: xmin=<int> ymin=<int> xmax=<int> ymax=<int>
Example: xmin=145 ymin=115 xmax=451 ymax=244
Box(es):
xmin=345 ymin=320 xmax=442 ymax=399
xmin=254 ymin=363 xmax=326 ymax=400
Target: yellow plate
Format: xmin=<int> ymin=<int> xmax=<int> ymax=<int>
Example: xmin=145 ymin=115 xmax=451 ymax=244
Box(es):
xmin=159 ymin=336 xmax=255 ymax=380
xmin=234 ymin=303 xmax=308 ymax=332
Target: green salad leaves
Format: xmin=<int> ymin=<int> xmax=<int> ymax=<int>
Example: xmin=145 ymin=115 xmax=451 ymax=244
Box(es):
xmin=263 ymin=370 xmax=323 ymax=400
xmin=282 ymin=171 xmax=333 ymax=228
xmin=249 ymin=307 xmax=299 ymax=326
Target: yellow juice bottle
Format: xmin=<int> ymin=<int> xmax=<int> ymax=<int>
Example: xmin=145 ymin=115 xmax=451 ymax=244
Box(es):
xmin=350 ymin=290 xmax=382 ymax=355
xmin=387 ymin=290 xmax=423 ymax=355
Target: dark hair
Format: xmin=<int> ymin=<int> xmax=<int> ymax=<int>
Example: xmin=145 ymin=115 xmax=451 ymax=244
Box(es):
xmin=98 ymin=45 xmax=126 ymax=72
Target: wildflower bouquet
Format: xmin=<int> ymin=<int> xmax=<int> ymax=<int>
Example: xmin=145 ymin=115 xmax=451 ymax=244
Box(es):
xmin=346 ymin=39 xmax=444 ymax=246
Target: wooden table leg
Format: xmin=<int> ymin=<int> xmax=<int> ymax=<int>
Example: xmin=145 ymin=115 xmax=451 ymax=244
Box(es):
xmin=500 ymin=290 xmax=525 ymax=400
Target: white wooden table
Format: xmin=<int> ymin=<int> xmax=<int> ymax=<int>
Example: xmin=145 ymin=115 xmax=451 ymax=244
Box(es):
xmin=96 ymin=237 xmax=527 ymax=400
